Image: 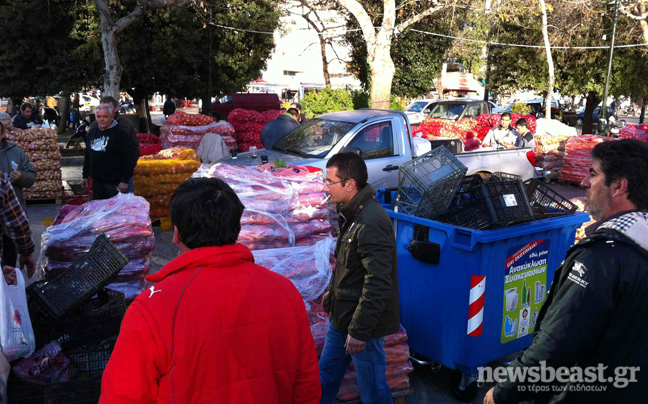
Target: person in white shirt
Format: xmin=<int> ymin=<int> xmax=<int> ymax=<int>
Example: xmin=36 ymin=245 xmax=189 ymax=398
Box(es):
xmin=482 ymin=112 xmax=519 ymax=149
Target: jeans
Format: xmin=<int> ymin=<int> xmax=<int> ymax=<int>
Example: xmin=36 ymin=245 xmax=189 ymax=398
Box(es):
xmin=128 ymin=177 xmax=134 ymax=193
xmin=92 ymin=182 xmax=119 ymax=200
xmin=2 ymin=234 xmax=17 ymax=267
xmin=319 ymin=323 xmax=392 ymax=404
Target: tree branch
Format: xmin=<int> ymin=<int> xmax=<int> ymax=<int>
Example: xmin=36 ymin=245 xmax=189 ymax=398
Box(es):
xmin=95 ymin=0 xmax=115 ymax=27
xmin=395 ymin=3 xmax=444 ymax=34
xmin=332 ymin=0 xmax=377 ymax=44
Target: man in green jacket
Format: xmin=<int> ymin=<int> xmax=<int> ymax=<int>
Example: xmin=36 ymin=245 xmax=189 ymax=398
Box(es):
xmin=320 ymin=152 xmax=399 ymax=404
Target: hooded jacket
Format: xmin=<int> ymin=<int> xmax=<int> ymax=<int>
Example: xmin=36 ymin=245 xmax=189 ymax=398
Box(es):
xmin=260 ymin=114 xmax=300 ymax=149
xmin=494 ymin=211 xmax=648 ymax=404
xmin=100 ymin=244 xmax=321 ymax=404
xmin=0 ymin=139 xmax=36 ymax=207
xmin=325 ymin=184 xmax=400 ymax=341
xmin=83 ymin=120 xmax=135 ymax=185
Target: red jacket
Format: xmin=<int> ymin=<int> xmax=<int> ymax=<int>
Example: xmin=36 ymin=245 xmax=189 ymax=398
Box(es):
xmin=100 ymin=244 xmax=321 ymax=403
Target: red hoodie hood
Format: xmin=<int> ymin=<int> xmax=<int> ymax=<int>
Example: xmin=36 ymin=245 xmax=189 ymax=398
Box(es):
xmin=146 ymin=243 xmax=255 ymax=283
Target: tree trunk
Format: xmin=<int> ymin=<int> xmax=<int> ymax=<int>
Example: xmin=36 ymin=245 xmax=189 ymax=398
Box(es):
xmin=641 ymin=18 xmax=648 ymax=45
xmin=539 ymin=0 xmax=554 ymax=120
xmin=101 ymin=28 xmax=121 ymax=99
xmin=319 ymin=38 xmax=331 ymax=88
xmin=58 ymin=93 xmax=71 ymax=134
xmin=138 ymin=98 xmax=149 ymax=133
xmin=582 ymin=91 xmax=600 ymax=135
xmin=369 ymin=49 xmax=395 ymax=110
xmin=640 ymin=95 xmax=646 ymax=124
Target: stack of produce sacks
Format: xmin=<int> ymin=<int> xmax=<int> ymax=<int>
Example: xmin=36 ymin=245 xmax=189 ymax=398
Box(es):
xmin=228 ymin=108 xmax=283 ymax=152
xmin=257 ymin=162 xmax=336 ymax=245
xmin=38 ymin=193 xmax=155 ymax=301
xmin=417 ymin=118 xmax=481 ymax=150
xmin=561 ymin=135 xmax=615 ymax=183
xmin=161 ymin=111 xmax=236 ymax=150
xmin=134 ymin=147 xmax=201 ymax=218
xmin=254 ymin=239 xmax=413 ymax=402
xmin=619 ymin=123 xmax=648 ymax=142
xmin=7 ymin=128 xmax=63 ymax=199
xmin=192 ymin=163 xmax=334 ymax=250
xmin=532 ymin=119 xmax=578 ymax=179
xmin=534 ymin=135 xmax=571 ymax=179
xmin=137 ymin=133 xmax=162 ymax=156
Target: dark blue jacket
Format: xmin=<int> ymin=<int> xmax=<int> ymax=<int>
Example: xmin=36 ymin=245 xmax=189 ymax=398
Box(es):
xmin=260 ymin=114 xmax=300 ymax=148
xmin=12 ymin=113 xmax=43 ymax=130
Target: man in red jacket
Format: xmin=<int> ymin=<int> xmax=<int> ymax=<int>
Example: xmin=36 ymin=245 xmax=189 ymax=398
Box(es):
xmin=100 ymin=177 xmax=321 ymax=404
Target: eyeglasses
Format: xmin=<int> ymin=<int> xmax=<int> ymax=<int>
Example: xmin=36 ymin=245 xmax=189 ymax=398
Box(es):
xmin=323 ymin=178 xmax=346 ymax=186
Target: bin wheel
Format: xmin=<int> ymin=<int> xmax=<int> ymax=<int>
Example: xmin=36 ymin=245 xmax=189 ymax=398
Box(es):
xmin=449 ymin=370 xmax=478 ymax=402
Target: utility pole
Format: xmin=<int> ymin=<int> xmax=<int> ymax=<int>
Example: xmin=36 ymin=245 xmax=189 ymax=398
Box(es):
xmin=599 ymin=0 xmax=621 ymax=135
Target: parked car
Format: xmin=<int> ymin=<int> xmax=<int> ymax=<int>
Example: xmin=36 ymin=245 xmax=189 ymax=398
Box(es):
xmin=405 ymin=99 xmax=439 ymax=125
xmin=488 ymin=101 xmax=504 ymax=114
xmin=575 ymin=105 xmax=614 ymax=126
xmin=211 ymin=93 xmax=281 ymax=121
xmin=218 ymin=109 xmax=538 ymax=190
xmin=504 ymin=98 xmax=562 ymax=118
xmin=427 ymin=100 xmax=491 ymax=121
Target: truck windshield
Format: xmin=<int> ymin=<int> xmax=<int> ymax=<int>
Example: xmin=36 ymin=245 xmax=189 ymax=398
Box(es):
xmin=429 ymin=103 xmax=466 ymax=119
xmin=274 ymin=119 xmax=356 ymax=158
xmin=407 ymin=101 xmax=428 ymax=113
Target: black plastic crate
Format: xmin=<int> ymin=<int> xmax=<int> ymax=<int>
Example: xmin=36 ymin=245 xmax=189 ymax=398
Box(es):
xmin=417 ymin=175 xmax=483 ymax=220
xmin=31 ymin=289 xmax=126 ymax=350
xmin=27 ymin=234 xmax=128 ymax=319
xmin=394 ymin=147 xmax=467 ymax=216
xmin=435 ymin=180 xmax=534 ymax=229
xmin=488 ymin=172 xmax=521 ymax=182
xmin=480 ymin=180 xmax=534 ymax=227
xmin=524 ymin=179 xmax=578 ymax=219
xmin=8 ymin=341 xmax=114 ymax=404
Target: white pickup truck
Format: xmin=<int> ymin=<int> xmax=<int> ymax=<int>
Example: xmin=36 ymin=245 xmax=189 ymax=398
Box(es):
xmin=218 ymin=109 xmax=538 ymax=188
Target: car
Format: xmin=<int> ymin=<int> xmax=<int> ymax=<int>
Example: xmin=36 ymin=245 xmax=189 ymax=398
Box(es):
xmin=576 ymin=105 xmax=614 ymax=126
xmin=488 ymin=101 xmax=504 ymax=114
xmin=504 ymin=98 xmax=561 ymax=118
xmin=212 ymin=93 xmax=281 ymax=122
xmin=217 ymin=109 xmax=537 ymax=190
xmin=405 ymin=99 xmax=439 ymax=125
xmin=427 ymin=99 xmax=491 ymax=120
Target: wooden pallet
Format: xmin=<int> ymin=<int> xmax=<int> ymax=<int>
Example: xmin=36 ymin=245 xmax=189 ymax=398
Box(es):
xmin=26 ymin=197 xmax=63 ymax=206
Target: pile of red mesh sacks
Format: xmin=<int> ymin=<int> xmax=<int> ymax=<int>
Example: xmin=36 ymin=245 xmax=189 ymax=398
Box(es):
xmin=8 ymin=128 xmax=64 ymax=200
xmin=619 ymin=123 xmax=648 ymax=142
xmin=417 ymin=118 xmax=481 ymax=151
xmin=254 ymin=238 xmax=414 ymax=402
xmin=137 ymin=133 xmax=163 ymax=156
xmin=161 ymin=111 xmax=236 ymax=150
xmin=38 ymin=193 xmax=155 ymax=301
xmin=561 ymin=135 xmax=616 ymax=183
xmin=193 ymin=163 xmax=335 ymax=250
xmin=228 ymin=108 xmax=283 ymax=152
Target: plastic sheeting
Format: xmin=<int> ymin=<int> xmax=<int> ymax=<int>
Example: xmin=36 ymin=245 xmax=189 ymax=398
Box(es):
xmin=37 ymin=194 xmax=154 ymax=298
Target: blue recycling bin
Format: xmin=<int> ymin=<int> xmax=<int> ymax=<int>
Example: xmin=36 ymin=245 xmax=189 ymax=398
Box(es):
xmin=377 ymin=190 xmax=589 ymax=376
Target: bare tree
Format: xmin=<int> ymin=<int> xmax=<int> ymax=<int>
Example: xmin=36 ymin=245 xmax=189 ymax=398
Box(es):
xmin=538 ymin=0 xmax=555 ymax=119
xmin=307 ymin=0 xmax=448 ymax=109
xmin=95 ymin=0 xmax=189 ymax=98
xmin=295 ymin=3 xmax=348 ymax=87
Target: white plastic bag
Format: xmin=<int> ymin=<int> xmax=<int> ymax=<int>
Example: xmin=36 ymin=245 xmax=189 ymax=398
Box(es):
xmin=0 ymin=270 xmax=35 ymax=361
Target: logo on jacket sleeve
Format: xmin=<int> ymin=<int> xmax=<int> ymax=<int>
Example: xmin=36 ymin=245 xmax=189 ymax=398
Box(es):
xmin=148 ymin=286 xmax=162 ymax=298
xmin=567 ymin=261 xmax=589 ymax=288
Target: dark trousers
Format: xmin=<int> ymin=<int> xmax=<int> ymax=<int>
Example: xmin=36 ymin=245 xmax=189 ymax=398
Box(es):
xmin=2 ymin=234 xmax=17 ymax=267
xmin=92 ymin=182 xmax=120 ymax=200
